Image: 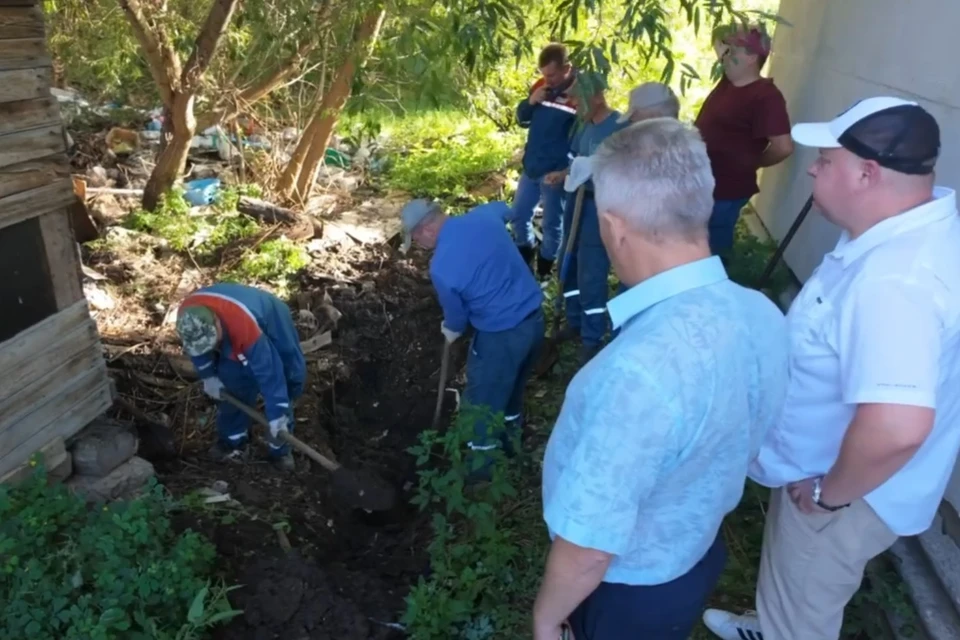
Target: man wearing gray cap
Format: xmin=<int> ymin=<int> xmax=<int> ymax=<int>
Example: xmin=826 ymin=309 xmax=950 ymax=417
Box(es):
xmin=401 ymin=198 xmax=545 ymax=479
xmin=618 ymin=82 xmax=680 ymax=123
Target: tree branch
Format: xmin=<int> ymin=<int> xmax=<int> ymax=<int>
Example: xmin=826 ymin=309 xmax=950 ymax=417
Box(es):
xmin=182 ymin=0 xmax=241 ymax=91
xmin=197 ymin=32 xmax=321 ymax=130
xmin=117 ymin=0 xmax=177 ymax=108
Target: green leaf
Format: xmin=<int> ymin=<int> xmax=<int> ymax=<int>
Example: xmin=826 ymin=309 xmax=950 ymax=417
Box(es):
xmin=187 ymin=585 xmax=209 ymax=624
xmin=205 ymin=609 xmax=244 ymax=625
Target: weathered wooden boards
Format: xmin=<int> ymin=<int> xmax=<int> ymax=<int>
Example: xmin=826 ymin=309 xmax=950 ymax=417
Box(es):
xmin=0 ymin=436 xmax=72 ymax=485
xmin=0 ymin=302 xmax=112 ymax=479
xmin=0 ymin=0 xmax=113 ymax=483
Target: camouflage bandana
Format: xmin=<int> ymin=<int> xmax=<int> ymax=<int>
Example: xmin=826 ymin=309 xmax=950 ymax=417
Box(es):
xmin=176 ymin=305 xmax=219 ymax=356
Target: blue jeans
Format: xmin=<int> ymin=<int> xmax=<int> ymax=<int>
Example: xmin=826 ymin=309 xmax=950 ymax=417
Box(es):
xmin=463 ymin=309 xmax=545 ymax=460
xmin=217 ymin=359 xmax=302 ymax=457
xmin=510 ymin=172 xmax=565 ymax=260
xmin=561 ymin=193 xmax=611 ymax=348
xmin=568 ymin=533 xmax=727 ymax=640
xmin=708 ymin=198 xmax=750 ymax=256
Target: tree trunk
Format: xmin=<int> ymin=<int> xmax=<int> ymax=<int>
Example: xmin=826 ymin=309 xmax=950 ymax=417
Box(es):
xmin=118 ymin=0 xmax=239 ymax=210
xmin=277 ymin=7 xmax=386 ymax=202
xmin=143 ymin=93 xmax=196 ymax=211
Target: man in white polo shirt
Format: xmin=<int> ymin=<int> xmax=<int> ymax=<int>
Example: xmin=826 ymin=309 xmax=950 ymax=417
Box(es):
xmin=704 ymin=97 xmax=960 ymax=640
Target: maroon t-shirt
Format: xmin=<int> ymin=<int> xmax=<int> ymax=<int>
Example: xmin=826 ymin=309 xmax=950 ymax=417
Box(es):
xmin=695 ymin=76 xmax=791 ymax=200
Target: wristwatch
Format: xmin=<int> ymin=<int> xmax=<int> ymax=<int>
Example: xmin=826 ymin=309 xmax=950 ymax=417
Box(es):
xmin=812 ymin=476 xmax=850 ymax=512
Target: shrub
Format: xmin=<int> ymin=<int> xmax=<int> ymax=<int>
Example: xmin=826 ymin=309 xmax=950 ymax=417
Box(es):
xmin=403 ymin=405 xmax=542 ymax=639
xmin=0 ymin=465 xmax=240 ymax=640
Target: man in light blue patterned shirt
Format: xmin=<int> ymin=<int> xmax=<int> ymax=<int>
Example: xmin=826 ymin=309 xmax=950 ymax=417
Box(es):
xmin=533 ymin=118 xmax=789 ymax=640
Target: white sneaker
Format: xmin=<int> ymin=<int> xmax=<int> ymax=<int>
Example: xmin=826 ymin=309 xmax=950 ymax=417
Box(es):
xmin=702 ymin=609 xmax=764 ymax=640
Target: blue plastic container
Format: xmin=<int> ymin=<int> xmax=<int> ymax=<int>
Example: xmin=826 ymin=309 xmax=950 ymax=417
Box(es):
xmin=183 ymin=178 xmax=221 ymax=206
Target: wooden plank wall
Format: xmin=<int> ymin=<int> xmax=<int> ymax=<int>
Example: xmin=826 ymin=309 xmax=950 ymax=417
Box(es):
xmin=0 ymin=0 xmax=112 ymax=480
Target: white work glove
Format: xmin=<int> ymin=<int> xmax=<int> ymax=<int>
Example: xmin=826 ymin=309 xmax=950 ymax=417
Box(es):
xmin=269 ymin=415 xmax=289 ymax=439
xmin=202 ymin=376 xmax=224 ymax=400
xmin=440 ymin=322 xmax=462 ymax=344
xmin=564 ymin=156 xmax=594 ymax=193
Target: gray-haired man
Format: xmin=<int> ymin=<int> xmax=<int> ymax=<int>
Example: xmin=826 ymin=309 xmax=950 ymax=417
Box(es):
xmin=535 ymin=118 xmax=788 ymax=640
xmin=619 ymin=82 xmax=681 ymax=123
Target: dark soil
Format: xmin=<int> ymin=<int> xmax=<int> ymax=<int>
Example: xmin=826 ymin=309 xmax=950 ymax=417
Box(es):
xmin=113 ymin=243 xmax=465 ymax=639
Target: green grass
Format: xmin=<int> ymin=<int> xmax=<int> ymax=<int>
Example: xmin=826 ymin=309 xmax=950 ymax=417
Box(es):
xmin=379 ymin=110 xmax=523 ymax=207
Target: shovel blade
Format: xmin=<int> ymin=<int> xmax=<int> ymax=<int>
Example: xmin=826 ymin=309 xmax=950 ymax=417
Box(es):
xmin=331 ymin=467 xmax=398 ymax=512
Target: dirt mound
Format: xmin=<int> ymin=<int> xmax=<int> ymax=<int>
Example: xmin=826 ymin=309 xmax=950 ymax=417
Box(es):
xmin=106 ymin=242 xmax=469 ymax=639
xmin=219 ymin=552 xmax=371 ymax=640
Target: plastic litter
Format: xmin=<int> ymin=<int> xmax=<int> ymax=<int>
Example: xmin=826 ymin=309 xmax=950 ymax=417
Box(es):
xmin=183 ymin=178 xmax=221 ymax=206
xmin=324 ymin=147 xmax=351 ymax=168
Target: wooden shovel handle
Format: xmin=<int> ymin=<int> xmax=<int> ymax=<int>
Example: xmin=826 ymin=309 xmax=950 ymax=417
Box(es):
xmin=431 ymin=340 xmax=451 ymax=429
xmin=220 ymin=392 xmax=340 ymax=473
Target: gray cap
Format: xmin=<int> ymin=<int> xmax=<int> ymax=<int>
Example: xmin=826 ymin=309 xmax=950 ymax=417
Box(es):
xmin=176 ymin=305 xmax=219 ymax=357
xmin=400 ymin=198 xmax=439 ymax=253
xmin=618 ymin=82 xmax=679 ymax=123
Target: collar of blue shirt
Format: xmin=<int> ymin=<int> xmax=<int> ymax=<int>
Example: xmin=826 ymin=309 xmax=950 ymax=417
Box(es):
xmin=607 ymin=256 xmax=729 ymax=330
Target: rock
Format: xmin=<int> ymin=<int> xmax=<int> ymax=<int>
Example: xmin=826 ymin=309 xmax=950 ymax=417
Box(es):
xmin=88 ymin=194 xmax=127 ymax=226
xmin=67 ymin=456 xmax=155 ymax=502
xmin=71 ymin=419 xmax=139 ymax=477
xmin=83 ymin=283 xmax=115 ymax=310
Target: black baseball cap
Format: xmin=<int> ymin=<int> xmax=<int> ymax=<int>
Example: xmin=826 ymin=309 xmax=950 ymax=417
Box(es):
xmin=791 ymin=97 xmax=940 ymax=175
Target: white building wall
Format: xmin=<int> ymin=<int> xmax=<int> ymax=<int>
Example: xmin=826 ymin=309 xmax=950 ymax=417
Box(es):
xmin=756 ymin=0 xmax=960 ymax=282
xmin=756 ymin=0 xmax=960 ymax=510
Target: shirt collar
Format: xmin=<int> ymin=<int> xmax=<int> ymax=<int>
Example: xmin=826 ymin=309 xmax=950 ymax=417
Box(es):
xmin=832 ymin=186 xmax=957 ymax=267
xmin=607 ymin=256 xmax=728 ymax=330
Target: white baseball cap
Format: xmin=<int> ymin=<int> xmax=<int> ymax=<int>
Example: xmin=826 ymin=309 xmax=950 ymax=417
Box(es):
xmin=791 ymin=96 xmax=940 ymax=175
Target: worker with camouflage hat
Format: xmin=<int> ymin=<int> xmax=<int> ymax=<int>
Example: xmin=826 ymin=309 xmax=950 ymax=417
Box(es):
xmin=401 ymin=198 xmax=545 ymax=481
xmin=176 ymin=282 xmax=306 ymax=472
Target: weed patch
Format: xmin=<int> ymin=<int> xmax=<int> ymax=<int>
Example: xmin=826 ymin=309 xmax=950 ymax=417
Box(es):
xmin=0 ymin=463 xmax=239 ymax=640
xmin=403 ymin=405 xmax=546 ymax=639
xmin=382 ymin=111 xmax=522 ymax=207
xmin=123 ymin=188 xmax=260 ymax=260
xmin=224 ymin=237 xmax=309 ymax=294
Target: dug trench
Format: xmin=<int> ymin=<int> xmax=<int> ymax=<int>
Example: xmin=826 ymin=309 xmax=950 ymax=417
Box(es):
xmin=115 ymin=244 xmax=466 ymax=640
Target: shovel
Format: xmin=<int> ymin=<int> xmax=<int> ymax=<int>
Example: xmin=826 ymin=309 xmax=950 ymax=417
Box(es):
xmin=220 ymin=392 xmax=397 ymax=512
xmin=534 ymin=184 xmax=586 ymax=377
xmin=431 ymin=339 xmax=452 ymax=429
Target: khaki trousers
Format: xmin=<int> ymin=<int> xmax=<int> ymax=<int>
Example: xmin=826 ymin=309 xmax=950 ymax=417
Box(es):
xmin=757 ymin=487 xmax=898 ymax=640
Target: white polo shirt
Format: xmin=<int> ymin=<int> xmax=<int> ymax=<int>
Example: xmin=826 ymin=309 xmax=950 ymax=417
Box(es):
xmin=750 ymin=186 xmax=960 ymax=536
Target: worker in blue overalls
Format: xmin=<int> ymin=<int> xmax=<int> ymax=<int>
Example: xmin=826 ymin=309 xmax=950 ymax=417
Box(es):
xmin=400 ymin=198 xmax=545 ymax=482
xmin=558 ymin=74 xmax=630 ymax=365
xmin=175 ymin=283 xmax=306 ymax=473
xmin=511 ymin=43 xmax=578 ymax=280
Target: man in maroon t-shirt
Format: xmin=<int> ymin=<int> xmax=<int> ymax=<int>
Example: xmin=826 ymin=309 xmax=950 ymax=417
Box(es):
xmin=695 ymin=25 xmax=794 ymax=257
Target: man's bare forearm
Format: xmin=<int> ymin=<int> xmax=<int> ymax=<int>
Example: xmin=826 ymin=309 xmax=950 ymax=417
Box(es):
xmin=533 ymin=537 xmax=611 ymax=633
xmin=821 ymin=405 xmax=933 ymax=506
